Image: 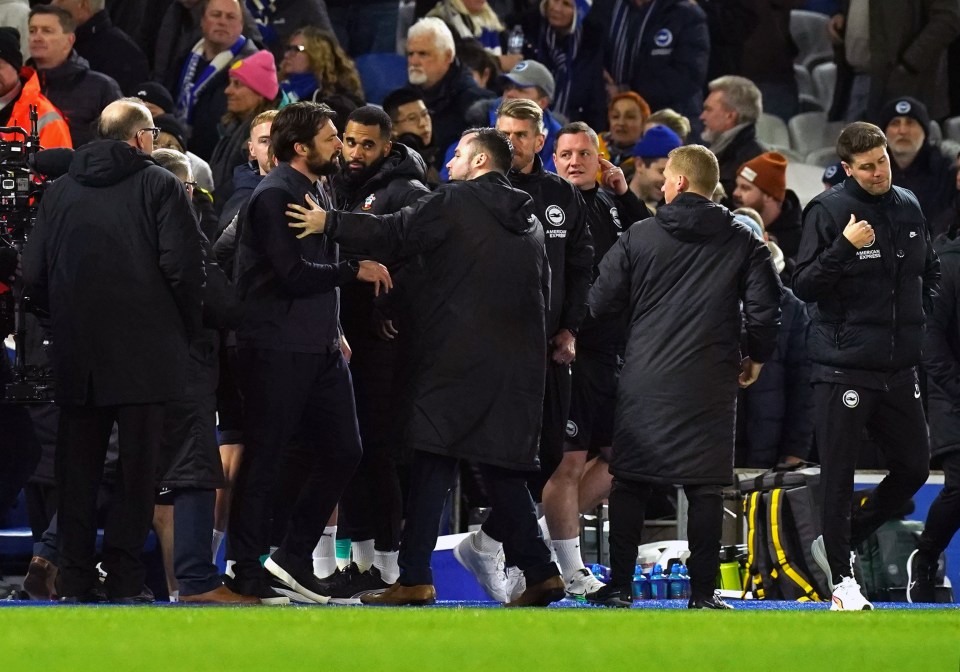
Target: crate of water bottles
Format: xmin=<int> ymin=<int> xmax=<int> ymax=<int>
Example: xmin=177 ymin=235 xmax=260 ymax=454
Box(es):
xmin=588 ymin=561 xmax=691 ymax=602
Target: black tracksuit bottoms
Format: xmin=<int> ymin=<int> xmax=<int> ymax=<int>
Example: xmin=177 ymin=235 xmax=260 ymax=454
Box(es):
xmin=813 ymin=381 xmax=930 ymax=583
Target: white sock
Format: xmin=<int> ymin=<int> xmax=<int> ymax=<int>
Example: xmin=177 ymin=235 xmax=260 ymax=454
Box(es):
xmin=374 ymin=550 xmax=399 ymax=584
xmin=552 ymin=538 xmax=586 ymax=580
xmin=537 ymin=516 xmax=551 ymax=542
xmin=352 ymin=539 xmax=375 ymax=572
xmin=168 ymin=590 xmax=179 ymax=603
xmin=211 ymin=529 xmax=225 ymax=562
xmin=474 ymin=529 xmax=502 ymax=554
xmin=312 ymin=526 xmax=338 ymax=578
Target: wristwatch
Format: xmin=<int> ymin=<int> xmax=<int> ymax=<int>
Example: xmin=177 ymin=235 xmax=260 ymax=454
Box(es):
xmin=345 ymin=258 xmax=360 ymax=276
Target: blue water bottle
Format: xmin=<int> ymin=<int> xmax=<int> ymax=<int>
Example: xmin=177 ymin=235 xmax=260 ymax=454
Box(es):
xmin=668 ymin=563 xmax=684 ymax=599
xmin=590 ymin=563 xmax=610 ymax=583
xmin=631 ymin=564 xmax=648 ymax=602
xmin=649 ymin=563 xmax=668 ymax=600
xmin=678 ymin=565 xmax=691 ymax=599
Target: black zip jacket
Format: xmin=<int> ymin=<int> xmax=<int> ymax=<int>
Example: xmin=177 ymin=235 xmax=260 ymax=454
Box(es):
xmin=924 ymin=232 xmax=960 ymax=459
xmin=509 ymin=154 xmax=594 ymax=336
xmin=793 ymin=178 xmax=940 ymax=381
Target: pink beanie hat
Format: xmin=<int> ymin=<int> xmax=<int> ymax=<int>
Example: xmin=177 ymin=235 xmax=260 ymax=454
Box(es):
xmin=229 ymin=50 xmax=279 ymax=100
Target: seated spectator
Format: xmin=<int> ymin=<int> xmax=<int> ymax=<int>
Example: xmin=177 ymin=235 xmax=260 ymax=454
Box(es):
xmin=700 ymin=75 xmax=765 ymax=201
xmin=278 ymin=26 xmax=364 ymax=122
xmin=514 ymin=0 xmax=606 ymax=131
xmin=241 ymin=0 xmax=333 ymax=63
xmin=601 ymin=91 xmax=649 ymax=181
xmin=426 ymin=0 xmax=505 ymax=56
xmin=732 ymin=151 xmax=802 ymax=280
xmin=382 ymin=86 xmax=439 ymax=185
xmin=456 ymin=36 xmax=501 ymax=91
xmin=644 ymin=107 xmax=691 ymax=142
xmin=405 ymin=17 xmax=494 ymax=171
xmin=210 ymin=49 xmax=279 ymax=212
xmin=27 ymin=4 xmax=121 ymax=147
xmin=592 ymin=0 xmax=709 ymax=125
xmin=880 ymin=96 xmax=956 ymax=225
xmin=0 ymin=26 xmax=71 ymax=148
xmin=170 ymin=0 xmax=259 ymax=161
xmin=628 ymin=125 xmax=682 ymax=213
xmin=53 ymin=0 xmax=149 ymax=93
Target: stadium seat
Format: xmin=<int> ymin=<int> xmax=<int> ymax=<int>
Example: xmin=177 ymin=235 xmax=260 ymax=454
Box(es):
xmin=768 ymin=146 xmax=805 ymax=164
xmin=788 ymin=111 xmax=844 ymax=154
xmin=939 ymin=139 xmax=960 ymax=161
xmin=355 ymin=52 xmax=408 ymax=105
xmin=786 ymin=161 xmax=828 ymax=208
xmin=790 ymin=10 xmax=833 ymax=70
xmin=756 ymin=113 xmax=791 ymax=148
xmin=794 ymin=64 xmax=816 ymax=100
xmin=396 ymin=0 xmax=416 ymax=54
xmin=806 ymin=146 xmax=839 ymax=167
xmin=811 ymin=61 xmax=836 ymax=112
xmin=944 ymin=116 xmax=960 ymax=143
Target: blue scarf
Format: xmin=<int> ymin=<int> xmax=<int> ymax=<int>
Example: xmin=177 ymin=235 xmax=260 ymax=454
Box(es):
xmin=280 ymin=73 xmax=318 ymax=103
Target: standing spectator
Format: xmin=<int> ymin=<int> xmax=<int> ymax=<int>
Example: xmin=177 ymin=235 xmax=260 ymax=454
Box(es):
xmin=592 ymin=0 xmax=710 ymax=127
xmin=700 ymin=75 xmax=765 ymax=202
xmin=326 ymin=0 xmax=399 ymax=57
xmin=278 ymin=26 xmax=364 ymax=121
xmin=27 ymin=4 xmax=121 ymax=147
xmin=628 ymin=124 xmax=682 ymax=213
xmin=22 ymin=98 xmax=205 ymax=603
xmin=168 ymin=0 xmax=259 ymax=161
xmin=50 ymin=0 xmax=149 ymax=93
xmin=585 ymin=143 xmax=781 ymax=608
xmin=737 ymin=0 xmax=802 ymax=122
xmin=405 ymin=17 xmax=494 ymax=172
xmin=828 ymin=0 xmax=960 ymax=122
xmin=793 ymin=122 xmax=938 ymax=610
xmin=0 ymin=27 xmax=71 ymax=148
xmin=601 ymin=91 xmax=649 ymax=180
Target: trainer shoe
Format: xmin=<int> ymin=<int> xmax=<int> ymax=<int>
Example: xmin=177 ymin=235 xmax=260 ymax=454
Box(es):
xmin=565 ymin=567 xmax=606 ymax=599
xmin=360 ymin=582 xmax=436 ymax=606
xmin=504 ymin=575 xmax=565 ymax=607
xmin=585 ymin=583 xmax=632 ymax=608
xmin=830 ymin=576 xmax=873 ymax=611
xmin=453 ymin=533 xmax=507 ymax=602
xmin=906 ymin=549 xmax=937 ymax=604
xmin=264 ymin=551 xmax=331 ymax=604
xmin=315 ymin=563 xmax=391 ymax=604
xmin=688 ymin=592 xmax=734 ymax=609
xmin=22 ymin=556 xmax=58 ymax=601
xmin=504 ymin=565 xmax=526 ymax=603
xmin=810 ymin=535 xmax=835 ymax=593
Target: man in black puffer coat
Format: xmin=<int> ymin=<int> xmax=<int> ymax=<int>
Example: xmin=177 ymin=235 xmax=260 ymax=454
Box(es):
xmin=587 ymin=144 xmax=782 ymax=610
xmin=793 ymin=122 xmax=939 ymax=610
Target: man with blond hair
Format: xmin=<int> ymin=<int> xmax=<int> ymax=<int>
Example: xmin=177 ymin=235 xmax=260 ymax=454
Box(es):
xmin=586 ymin=144 xmax=782 ymax=609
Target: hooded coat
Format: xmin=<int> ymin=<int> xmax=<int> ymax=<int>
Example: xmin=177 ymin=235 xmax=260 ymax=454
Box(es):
xmin=325 ymin=171 xmax=550 ymax=470
xmin=923 ymin=232 xmax=960 ymax=460
xmin=589 ymin=192 xmax=782 ymax=484
xmin=22 ymin=140 xmax=205 ymax=407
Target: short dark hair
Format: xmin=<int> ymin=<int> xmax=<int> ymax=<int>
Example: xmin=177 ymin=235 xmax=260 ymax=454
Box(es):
xmin=271 ymin=102 xmax=336 ymax=163
xmin=382 ymin=87 xmax=425 ymax=120
xmin=836 ymin=122 xmax=887 ymax=164
xmin=29 ymin=4 xmax=76 ymax=33
xmin=556 ymin=122 xmax=599 ymax=149
xmin=97 ymin=97 xmax=152 ymax=141
xmin=462 ymin=127 xmax=512 ymax=174
xmin=347 ymin=105 xmax=392 ymax=141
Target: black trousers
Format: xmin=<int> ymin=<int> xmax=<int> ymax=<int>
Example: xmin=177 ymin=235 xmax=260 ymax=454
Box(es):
xmin=229 ymin=349 xmax=362 ymax=590
xmin=401 ymin=450 xmax=558 ymax=588
xmin=813 ymin=381 xmax=930 ymax=582
xmin=918 ymin=451 xmax=960 ymax=559
xmin=608 ymin=477 xmax=723 ymax=598
xmin=56 ymin=403 xmax=165 ymax=599
xmin=172 ymin=488 xmax=221 ymax=597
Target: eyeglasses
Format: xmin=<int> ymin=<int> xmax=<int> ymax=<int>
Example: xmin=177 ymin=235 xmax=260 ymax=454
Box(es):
xmin=285 ymin=44 xmax=306 ymax=54
xmin=396 ymin=109 xmax=430 ymax=125
xmin=138 ymin=127 xmax=160 ymax=141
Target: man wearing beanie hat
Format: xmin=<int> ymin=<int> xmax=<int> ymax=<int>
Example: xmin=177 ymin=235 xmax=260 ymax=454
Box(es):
xmin=822 ymin=162 xmax=845 ymax=191
xmin=0 ymin=26 xmax=71 ymax=149
xmin=879 ymin=96 xmax=955 ymax=223
xmin=733 ymin=151 xmax=803 ymax=274
xmin=629 ymin=124 xmax=683 ymax=212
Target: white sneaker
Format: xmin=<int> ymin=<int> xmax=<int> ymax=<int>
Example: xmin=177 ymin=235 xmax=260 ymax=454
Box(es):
xmin=565 ymin=568 xmax=606 ymax=598
xmin=505 ymin=566 xmax=526 ymax=603
xmin=810 ymin=535 xmax=835 ymax=593
xmin=830 ymin=576 xmax=873 ymax=611
xmin=454 ymin=533 xmax=507 ymax=602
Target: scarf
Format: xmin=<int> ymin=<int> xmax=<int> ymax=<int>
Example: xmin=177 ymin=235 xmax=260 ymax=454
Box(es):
xmin=608 ymin=0 xmax=657 ymax=84
xmin=176 ymin=35 xmax=248 ymax=123
xmin=281 ymin=72 xmax=318 ymax=103
xmin=246 ymin=0 xmax=279 ymax=46
xmin=428 ymin=0 xmax=504 ymax=53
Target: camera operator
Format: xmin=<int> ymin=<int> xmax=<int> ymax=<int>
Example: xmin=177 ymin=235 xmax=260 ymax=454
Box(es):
xmin=22 ymin=97 xmax=205 ymax=603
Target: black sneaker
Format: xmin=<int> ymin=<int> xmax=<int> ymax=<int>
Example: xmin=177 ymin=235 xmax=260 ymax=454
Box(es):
xmin=688 ymin=592 xmax=734 ymax=609
xmin=264 ymin=550 xmax=331 ymax=604
xmin=59 ymin=586 xmax=108 ymax=604
xmin=585 ymin=583 xmax=632 ymax=608
xmin=906 ymin=549 xmax=937 ymax=604
xmin=316 ymin=563 xmax=391 ymax=604
xmin=109 ymin=585 xmax=155 ymax=605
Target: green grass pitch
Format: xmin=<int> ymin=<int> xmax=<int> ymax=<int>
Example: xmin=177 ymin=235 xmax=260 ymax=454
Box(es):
xmin=2 ymin=607 xmax=958 ymax=671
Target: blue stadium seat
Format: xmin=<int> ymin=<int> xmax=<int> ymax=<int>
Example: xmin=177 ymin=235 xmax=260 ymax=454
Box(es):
xmin=355 ymin=52 xmax=408 ymax=105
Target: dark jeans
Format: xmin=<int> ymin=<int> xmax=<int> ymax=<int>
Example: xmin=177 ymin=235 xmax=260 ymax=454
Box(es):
xmin=918 ymin=451 xmax=960 ymax=560
xmin=401 ymin=450 xmax=557 ymax=588
xmin=56 ymin=403 xmax=165 ymax=599
xmin=229 ymin=349 xmax=362 ymax=592
xmin=608 ymin=477 xmax=723 ymax=598
xmin=172 ymin=488 xmax=221 ymax=597
xmin=813 ymin=381 xmax=930 ymax=582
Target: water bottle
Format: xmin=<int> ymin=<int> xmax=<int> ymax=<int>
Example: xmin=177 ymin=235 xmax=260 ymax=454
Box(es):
xmin=649 ymin=563 xmax=668 ymax=600
xmin=507 ymin=25 xmax=524 ymax=55
xmin=668 ymin=563 xmax=684 ymax=599
xmin=590 ymin=563 xmax=610 ymax=583
xmin=679 ymin=565 xmax=692 ymax=600
xmin=631 ymin=564 xmax=648 ymax=602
